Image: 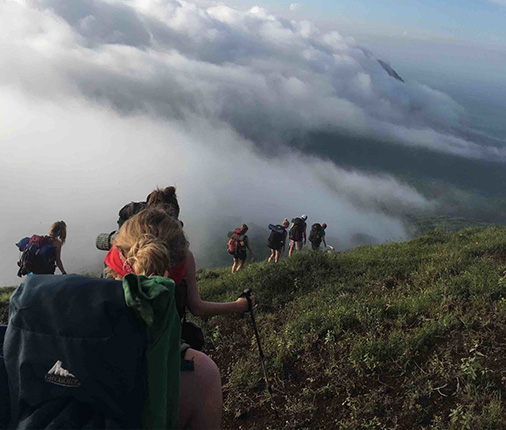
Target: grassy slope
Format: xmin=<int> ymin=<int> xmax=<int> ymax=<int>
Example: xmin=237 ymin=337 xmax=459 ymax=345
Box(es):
xmin=195 ymin=227 xmax=506 ymax=429
xmin=2 ymin=227 xmax=506 ymax=429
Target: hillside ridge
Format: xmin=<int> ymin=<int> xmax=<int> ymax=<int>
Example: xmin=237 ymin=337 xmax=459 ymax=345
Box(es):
xmin=195 ymin=226 xmax=506 ymax=429
xmin=2 ymin=226 xmax=506 ymax=428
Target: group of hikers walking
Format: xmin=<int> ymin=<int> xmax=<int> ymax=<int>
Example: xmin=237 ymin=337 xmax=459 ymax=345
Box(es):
xmin=227 ymin=214 xmax=328 ymax=272
xmin=6 ymin=186 xmax=255 ymax=429
xmin=6 ymin=186 xmax=330 ymax=428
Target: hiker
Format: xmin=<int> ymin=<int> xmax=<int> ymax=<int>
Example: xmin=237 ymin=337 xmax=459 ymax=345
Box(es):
xmin=115 ymin=186 xmax=255 ymax=318
xmin=105 ymin=208 xmax=223 ymax=429
xmin=228 ymin=224 xmax=255 ymax=273
xmin=267 ymin=219 xmax=289 ymax=263
xmin=288 ymin=214 xmax=308 ymax=257
xmin=115 ymin=187 xmax=254 ymax=317
xmin=16 ymin=221 xmax=67 ymax=276
xmin=97 ymin=186 xmax=182 ymax=252
xmin=106 ymin=203 xmax=255 ymax=428
xmin=308 ymin=223 xmax=327 ymax=250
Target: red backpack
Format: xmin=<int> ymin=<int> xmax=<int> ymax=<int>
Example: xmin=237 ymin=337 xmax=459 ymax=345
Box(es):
xmin=227 ymin=228 xmax=246 ymax=255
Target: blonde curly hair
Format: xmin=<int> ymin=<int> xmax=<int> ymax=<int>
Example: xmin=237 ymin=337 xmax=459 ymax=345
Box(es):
xmin=107 ymin=208 xmax=188 ymax=278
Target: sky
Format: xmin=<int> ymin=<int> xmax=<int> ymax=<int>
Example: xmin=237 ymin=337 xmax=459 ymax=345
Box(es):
xmin=229 ymin=0 xmax=506 ymax=134
xmin=0 ymin=0 xmax=504 ymax=286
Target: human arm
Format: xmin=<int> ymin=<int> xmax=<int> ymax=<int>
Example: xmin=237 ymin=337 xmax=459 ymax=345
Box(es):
xmin=303 ymin=226 xmax=307 ymax=245
xmin=185 ymin=251 xmax=253 ymax=317
xmin=54 ymin=241 xmax=67 ymax=274
xmin=322 ymin=232 xmax=327 ymax=248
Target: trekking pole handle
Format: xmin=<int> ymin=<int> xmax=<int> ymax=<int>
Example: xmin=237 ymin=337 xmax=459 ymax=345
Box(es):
xmin=241 ymin=288 xmax=253 ymax=312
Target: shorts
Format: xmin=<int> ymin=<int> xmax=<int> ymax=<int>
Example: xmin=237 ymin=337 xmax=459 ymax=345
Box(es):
xmin=290 ymin=239 xmax=303 ymax=250
xmin=180 ymin=341 xmax=195 ymax=371
xmin=233 ymin=250 xmax=247 ymax=261
xmin=269 ymin=244 xmax=283 ymax=252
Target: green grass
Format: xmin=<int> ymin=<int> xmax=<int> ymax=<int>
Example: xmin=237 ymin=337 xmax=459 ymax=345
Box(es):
xmin=195 ymin=226 xmax=506 ymax=428
xmin=2 ymin=227 xmax=506 ymax=428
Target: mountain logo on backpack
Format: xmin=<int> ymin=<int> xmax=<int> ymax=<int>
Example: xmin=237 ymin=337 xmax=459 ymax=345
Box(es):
xmin=45 ymin=360 xmax=81 ymax=388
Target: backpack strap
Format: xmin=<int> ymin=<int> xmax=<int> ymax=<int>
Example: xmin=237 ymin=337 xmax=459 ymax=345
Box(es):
xmin=122 ymin=274 xmax=181 ymax=429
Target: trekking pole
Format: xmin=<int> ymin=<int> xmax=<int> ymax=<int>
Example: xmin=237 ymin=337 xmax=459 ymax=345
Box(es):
xmin=240 ymin=288 xmax=279 ymax=418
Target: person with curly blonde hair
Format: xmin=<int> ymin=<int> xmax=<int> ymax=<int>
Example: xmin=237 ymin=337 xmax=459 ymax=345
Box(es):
xmin=104 ymin=208 xmax=225 ymax=429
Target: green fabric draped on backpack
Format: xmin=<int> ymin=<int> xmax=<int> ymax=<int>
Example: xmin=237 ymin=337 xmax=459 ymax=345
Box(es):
xmin=122 ymin=274 xmax=182 ymax=430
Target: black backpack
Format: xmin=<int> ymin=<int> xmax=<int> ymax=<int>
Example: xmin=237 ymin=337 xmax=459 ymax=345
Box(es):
xmin=267 ymin=224 xmax=286 ymax=249
xmin=16 ymin=235 xmax=56 ymax=277
xmin=289 ymin=218 xmax=305 ymax=241
xmin=308 ymin=223 xmax=324 ymax=244
xmin=4 ymin=275 xmax=148 ymax=429
xmin=117 ymin=201 xmax=147 ymax=228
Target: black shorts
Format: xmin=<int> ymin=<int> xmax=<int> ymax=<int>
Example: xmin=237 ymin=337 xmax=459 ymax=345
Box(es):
xmin=269 ymin=243 xmax=283 ymax=251
xmin=233 ymin=250 xmax=247 ymax=261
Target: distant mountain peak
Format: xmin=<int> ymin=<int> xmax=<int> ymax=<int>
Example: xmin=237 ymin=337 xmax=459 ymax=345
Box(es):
xmin=377 ymin=59 xmax=405 ymax=83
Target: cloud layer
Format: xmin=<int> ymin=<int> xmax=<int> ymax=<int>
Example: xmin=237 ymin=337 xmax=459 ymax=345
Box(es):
xmin=1 ymin=0 xmax=502 ymax=160
xmin=1 ymin=0 xmax=497 ymax=284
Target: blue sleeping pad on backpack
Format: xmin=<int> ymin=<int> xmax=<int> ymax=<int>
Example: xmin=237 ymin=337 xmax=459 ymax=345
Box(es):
xmin=3 ymin=275 xmax=148 ymax=429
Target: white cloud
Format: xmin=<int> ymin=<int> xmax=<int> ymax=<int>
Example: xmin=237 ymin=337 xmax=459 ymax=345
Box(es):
xmin=0 ymin=0 xmax=499 ymax=161
xmin=0 ymin=87 xmax=428 ymax=285
xmin=1 ymin=0 xmax=500 ymax=283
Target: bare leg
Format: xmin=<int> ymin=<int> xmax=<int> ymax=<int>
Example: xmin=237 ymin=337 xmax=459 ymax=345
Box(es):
xmin=178 ymin=349 xmax=222 ymax=430
xmin=235 ymin=260 xmax=245 ymax=272
xmin=268 ymin=249 xmax=275 ymax=262
xmin=288 ymin=241 xmax=295 ymax=257
xmin=231 ymin=258 xmax=238 ymax=273
xmin=274 ymin=250 xmax=280 ymax=263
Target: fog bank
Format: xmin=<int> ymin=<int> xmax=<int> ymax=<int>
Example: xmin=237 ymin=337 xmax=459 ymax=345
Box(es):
xmin=3 ymin=0 xmax=498 ymax=285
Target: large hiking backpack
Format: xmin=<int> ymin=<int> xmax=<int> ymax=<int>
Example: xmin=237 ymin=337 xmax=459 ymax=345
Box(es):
xmin=4 ymin=275 xmax=149 ymax=429
xmin=117 ymin=201 xmax=147 ymax=228
xmin=289 ymin=218 xmax=305 ymax=241
xmin=227 ymin=228 xmax=246 ymax=255
xmin=16 ymin=235 xmax=56 ymax=277
xmin=308 ymin=223 xmax=324 ymax=245
xmin=267 ymin=224 xmax=286 ymax=250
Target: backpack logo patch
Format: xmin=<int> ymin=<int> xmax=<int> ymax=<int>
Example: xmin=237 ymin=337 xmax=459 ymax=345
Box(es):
xmin=45 ymin=360 xmax=81 ymax=388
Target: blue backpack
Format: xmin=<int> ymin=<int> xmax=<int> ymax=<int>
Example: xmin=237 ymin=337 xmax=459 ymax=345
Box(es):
xmin=16 ymin=235 xmax=57 ymax=277
xmin=267 ymin=224 xmax=286 ymax=249
xmin=3 ymin=275 xmax=149 ymax=429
